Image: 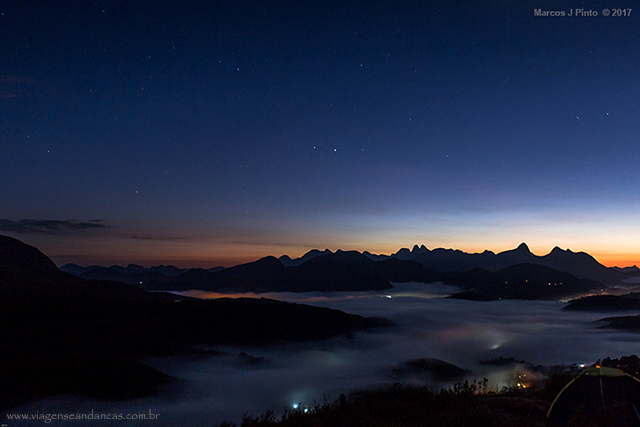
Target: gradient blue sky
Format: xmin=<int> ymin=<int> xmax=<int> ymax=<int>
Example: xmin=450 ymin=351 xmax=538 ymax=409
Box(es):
xmin=2 ymin=1 xmax=639 ymax=267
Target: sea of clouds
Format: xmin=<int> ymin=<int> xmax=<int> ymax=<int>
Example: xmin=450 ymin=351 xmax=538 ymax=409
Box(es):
xmin=11 ymin=282 xmax=640 ymax=426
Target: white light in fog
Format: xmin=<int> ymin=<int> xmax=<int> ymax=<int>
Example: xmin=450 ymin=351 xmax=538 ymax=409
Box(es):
xmin=292 ymin=403 xmax=299 ymax=409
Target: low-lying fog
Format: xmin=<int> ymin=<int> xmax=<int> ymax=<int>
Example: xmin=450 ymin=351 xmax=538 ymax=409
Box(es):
xmin=13 ymin=282 xmax=640 ymax=426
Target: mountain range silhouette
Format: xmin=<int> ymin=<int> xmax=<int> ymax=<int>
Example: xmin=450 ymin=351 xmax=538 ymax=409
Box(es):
xmin=60 ymin=242 xmax=630 ymax=298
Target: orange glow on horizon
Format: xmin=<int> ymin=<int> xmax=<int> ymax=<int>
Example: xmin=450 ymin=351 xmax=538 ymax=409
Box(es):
xmin=79 ymin=247 xmax=640 ymax=270
xmin=31 ymin=232 xmax=639 ymax=270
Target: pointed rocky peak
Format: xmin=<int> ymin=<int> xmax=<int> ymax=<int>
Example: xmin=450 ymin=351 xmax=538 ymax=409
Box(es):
xmin=550 ymin=246 xmax=565 ymax=255
xmin=410 ymin=244 xmax=429 ymax=254
xmin=493 ymin=243 xmax=537 ymax=270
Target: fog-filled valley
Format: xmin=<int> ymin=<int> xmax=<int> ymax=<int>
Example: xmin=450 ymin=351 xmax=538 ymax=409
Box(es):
xmin=12 ymin=282 xmax=640 ymax=426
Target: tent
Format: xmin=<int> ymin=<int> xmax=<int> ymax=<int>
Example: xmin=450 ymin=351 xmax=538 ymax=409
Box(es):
xmin=547 ymin=366 xmax=640 ymax=427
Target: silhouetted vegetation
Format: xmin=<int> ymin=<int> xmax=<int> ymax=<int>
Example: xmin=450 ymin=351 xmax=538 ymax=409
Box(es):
xmin=216 ymin=359 xmax=640 ymax=427
xmin=596 ymin=355 xmax=640 ymax=377
xmin=215 ymin=379 xmax=554 ymax=427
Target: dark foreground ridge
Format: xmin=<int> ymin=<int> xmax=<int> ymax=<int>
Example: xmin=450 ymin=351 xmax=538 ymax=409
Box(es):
xmin=0 ymin=235 xmax=387 ymax=410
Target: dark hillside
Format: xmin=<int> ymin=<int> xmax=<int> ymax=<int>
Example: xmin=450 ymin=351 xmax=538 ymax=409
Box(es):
xmin=0 ymin=235 xmax=387 ymax=410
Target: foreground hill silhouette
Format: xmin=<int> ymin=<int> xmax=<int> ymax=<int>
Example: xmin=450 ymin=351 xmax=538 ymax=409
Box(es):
xmin=0 ymin=235 xmax=385 ymax=410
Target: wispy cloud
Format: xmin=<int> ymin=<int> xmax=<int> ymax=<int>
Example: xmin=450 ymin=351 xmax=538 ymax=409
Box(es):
xmin=0 ymin=219 xmax=112 ymax=234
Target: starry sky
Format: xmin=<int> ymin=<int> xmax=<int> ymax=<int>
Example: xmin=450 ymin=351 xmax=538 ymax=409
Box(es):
xmin=1 ymin=1 xmax=639 ymax=268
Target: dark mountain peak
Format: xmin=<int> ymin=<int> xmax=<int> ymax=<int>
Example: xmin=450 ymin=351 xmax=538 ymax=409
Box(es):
xmin=409 ymin=245 xmax=429 ymax=254
xmin=301 ymin=249 xmax=331 ymax=255
xmin=249 ymin=255 xmax=283 ymax=268
xmin=548 ymin=246 xmax=590 ymax=259
xmin=307 ymin=250 xmax=373 ymax=266
xmin=279 ymin=249 xmax=332 ymax=267
xmin=207 ymin=255 xmax=284 ymax=277
xmin=395 ymin=247 xmax=411 ymax=258
xmin=540 ymin=246 xmax=624 ymax=284
xmin=59 ymin=263 xmax=89 ymax=276
xmin=126 ymin=263 xmax=145 ymax=271
xmin=172 ymin=255 xmax=287 ymax=292
xmin=497 ymin=243 xmax=534 ymax=258
xmin=549 ymin=246 xmax=579 ymax=255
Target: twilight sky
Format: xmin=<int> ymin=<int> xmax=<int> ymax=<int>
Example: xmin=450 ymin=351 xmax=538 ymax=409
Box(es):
xmin=1 ymin=1 xmax=639 ymax=268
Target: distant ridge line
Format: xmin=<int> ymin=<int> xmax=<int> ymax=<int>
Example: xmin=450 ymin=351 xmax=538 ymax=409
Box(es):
xmin=57 ymin=242 xmax=630 ymax=293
